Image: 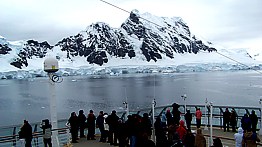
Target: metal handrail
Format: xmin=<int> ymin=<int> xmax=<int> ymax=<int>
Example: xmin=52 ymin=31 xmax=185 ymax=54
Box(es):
xmin=1 ymin=104 xmax=262 ymax=146
xmin=0 ymin=127 xmax=69 ymax=146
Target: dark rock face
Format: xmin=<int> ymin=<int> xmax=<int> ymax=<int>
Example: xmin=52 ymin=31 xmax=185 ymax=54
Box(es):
xmin=0 ymin=44 xmax=12 ymax=55
xmin=10 ymin=40 xmax=53 ymax=69
xmin=56 ymin=23 xmax=135 ymax=66
xmin=55 ymin=11 xmax=216 ymax=66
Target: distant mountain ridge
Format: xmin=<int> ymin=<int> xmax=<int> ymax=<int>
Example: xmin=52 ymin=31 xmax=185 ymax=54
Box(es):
xmin=0 ymin=10 xmax=217 ymax=69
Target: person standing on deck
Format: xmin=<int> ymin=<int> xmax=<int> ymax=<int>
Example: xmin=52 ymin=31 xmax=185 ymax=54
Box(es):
xmin=184 ymin=109 xmax=192 ymax=130
xmin=242 ymin=128 xmax=260 ymax=147
xmin=250 ymin=110 xmax=258 ymax=133
xmin=154 ymin=116 xmax=168 ymax=147
xmin=106 ymin=110 xmax=119 ymax=146
xmin=172 ymin=103 xmax=181 ymax=125
xmin=234 ymin=127 xmax=243 ymax=147
xmin=176 ymin=120 xmax=187 ymax=144
xmin=78 ymin=110 xmax=86 ymax=138
xmin=96 ymin=111 xmax=106 ymax=142
xmin=194 ymin=128 xmax=206 ymax=147
xmin=140 ymin=113 xmax=152 ymax=138
xmin=40 ymin=119 xmax=52 ymax=147
xmin=165 ymin=109 xmax=173 ymax=126
xmin=67 ymin=112 xmax=79 ymax=143
xmin=223 ymin=108 xmax=231 ymax=132
xmin=19 ymin=120 xmax=33 ymax=147
xmin=230 ymin=109 xmax=237 ymax=132
xmin=86 ymin=110 xmax=96 ymax=140
xmin=241 ymin=114 xmax=251 ymax=132
xmin=195 ymin=108 xmax=202 ymax=128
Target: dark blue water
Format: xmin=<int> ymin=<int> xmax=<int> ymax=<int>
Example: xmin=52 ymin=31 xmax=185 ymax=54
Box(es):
xmin=0 ymin=71 xmax=261 ymax=127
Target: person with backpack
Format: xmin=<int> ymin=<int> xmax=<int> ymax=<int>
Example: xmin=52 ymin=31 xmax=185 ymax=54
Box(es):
xmin=19 ymin=120 xmax=33 ymax=147
xmin=242 ymin=128 xmax=260 ymax=147
xmin=40 ymin=119 xmax=52 ymax=147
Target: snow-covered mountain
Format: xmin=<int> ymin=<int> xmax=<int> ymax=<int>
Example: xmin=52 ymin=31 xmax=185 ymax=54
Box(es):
xmin=0 ymin=10 xmax=261 ymax=79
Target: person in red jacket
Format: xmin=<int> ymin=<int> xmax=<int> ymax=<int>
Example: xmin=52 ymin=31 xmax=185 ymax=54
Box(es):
xmin=176 ymin=120 xmax=187 ymax=144
xmin=195 ymin=108 xmax=202 ymax=128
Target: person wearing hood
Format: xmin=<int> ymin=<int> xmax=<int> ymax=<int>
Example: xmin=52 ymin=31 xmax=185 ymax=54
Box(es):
xmin=242 ymin=128 xmax=260 ymax=147
xmin=211 ymin=138 xmax=223 ymax=147
xmin=234 ymin=127 xmax=243 ymax=147
xmin=176 ymin=120 xmax=187 ymax=142
xmin=194 ymin=128 xmax=206 ymax=147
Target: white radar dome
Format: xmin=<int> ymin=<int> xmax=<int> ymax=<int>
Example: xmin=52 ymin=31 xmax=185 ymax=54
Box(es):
xmin=44 ymin=57 xmax=59 ymax=73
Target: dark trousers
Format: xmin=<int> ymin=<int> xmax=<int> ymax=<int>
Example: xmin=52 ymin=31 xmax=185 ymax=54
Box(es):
xmin=87 ymin=126 xmax=95 ymax=139
xmin=196 ymin=119 xmax=201 ymax=128
xmin=252 ymin=124 xmax=257 ymax=132
xmin=99 ymin=126 xmax=106 ymax=141
xmin=104 ymin=130 xmax=109 ymax=142
xmin=186 ymin=121 xmax=191 ymax=130
xmin=232 ymin=124 xmax=236 ymax=132
xmin=25 ymin=138 xmax=32 ymax=147
xmin=223 ymin=121 xmax=230 ymax=131
xmin=79 ymin=125 xmax=85 ymax=137
xmin=70 ymin=129 xmax=78 ymax=142
xmin=43 ymin=138 xmax=52 ymax=147
xmin=108 ymin=128 xmax=118 ymax=145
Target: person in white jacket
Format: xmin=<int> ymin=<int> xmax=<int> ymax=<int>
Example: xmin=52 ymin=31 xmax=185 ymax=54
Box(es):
xmin=234 ymin=127 xmax=243 ymax=147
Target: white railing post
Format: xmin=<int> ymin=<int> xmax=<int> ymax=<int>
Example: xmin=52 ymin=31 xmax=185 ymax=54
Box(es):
xmin=152 ymin=99 xmax=156 ymax=142
xmin=259 ymin=98 xmax=262 ymax=135
xmin=48 ymin=73 xmax=60 ymax=147
xmin=204 ymin=98 xmax=208 ymax=130
xmin=209 ymin=102 xmax=213 ymax=146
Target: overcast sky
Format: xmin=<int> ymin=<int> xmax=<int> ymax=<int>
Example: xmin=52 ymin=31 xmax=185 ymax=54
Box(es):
xmin=0 ymin=0 xmax=261 ymax=50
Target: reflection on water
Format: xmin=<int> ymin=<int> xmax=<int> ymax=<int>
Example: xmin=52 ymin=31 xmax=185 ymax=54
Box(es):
xmin=0 ymin=71 xmax=261 ymax=126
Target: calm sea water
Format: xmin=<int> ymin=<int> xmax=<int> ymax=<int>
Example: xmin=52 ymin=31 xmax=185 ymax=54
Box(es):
xmin=0 ymin=71 xmax=261 ymax=127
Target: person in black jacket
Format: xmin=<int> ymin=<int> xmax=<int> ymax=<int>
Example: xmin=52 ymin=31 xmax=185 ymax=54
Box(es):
xmin=87 ymin=110 xmax=96 ymax=140
xmin=184 ymin=110 xmax=192 ymax=130
xmin=154 ymin=117 xmax=167 ymax=147
xmin=184 ymin=129 xmax=195 ymax=147
xmin=106 ymin=110 xmax=119 ymax=145
xmin=67 ymin=112 xmax=79 ymax=143
xmin=140 ymin=113 xmax=152 ymax=137
xmin=250 ymin=110 xmax=258 ymax=132
xmin=78 ymin=110 xmax=86 ymax=138
xmin=230 ymin=109 xmax=237 ymax=132
xmin=19 ymin=120 xmax=33 ymax=147
xmin=172 ymin=103 xmax=181 ymax=125
xmin=223 ymin=108 xmax=231 ymax=132
xmin=96 ymin=111 xmax=105 ymax=142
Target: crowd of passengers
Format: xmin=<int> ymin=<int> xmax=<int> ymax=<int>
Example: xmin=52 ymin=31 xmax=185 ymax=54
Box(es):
xmin=17 ymin=103 xmax=261 ymax=147
xmin=66 ymin=103 xmax=217 ymax=147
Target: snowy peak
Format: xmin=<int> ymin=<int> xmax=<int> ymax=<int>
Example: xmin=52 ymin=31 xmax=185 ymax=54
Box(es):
xmin=54 ymin=10 xmax=216 ymax=66
xmin=2 ymin=10 xmax=258 ymax=73
xmin=0 ymin=38 xmax=53 ymax=69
